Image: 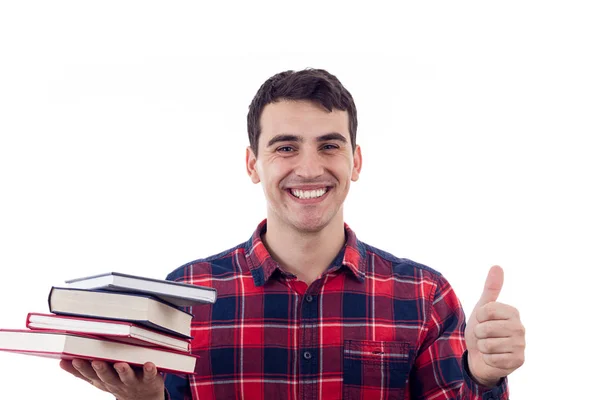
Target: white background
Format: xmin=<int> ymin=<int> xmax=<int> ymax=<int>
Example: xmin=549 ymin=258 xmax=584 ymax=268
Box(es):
xmin=1 ymin=1 xmax=598 ymax=399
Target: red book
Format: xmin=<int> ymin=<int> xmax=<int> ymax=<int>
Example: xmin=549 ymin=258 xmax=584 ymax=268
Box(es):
xmin=0 ymin=329 xmax=197 ymax=374
xmin=26 ymin=313 xmax=191 ymax=352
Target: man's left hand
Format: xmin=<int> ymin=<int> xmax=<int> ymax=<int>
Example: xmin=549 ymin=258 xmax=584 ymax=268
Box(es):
xmin=465 ymin=265 xmax=526 ymax=387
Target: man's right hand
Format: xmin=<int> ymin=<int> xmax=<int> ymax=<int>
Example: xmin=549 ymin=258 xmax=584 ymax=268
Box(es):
xmin=59 ymin=358 xmax=165 ymax=400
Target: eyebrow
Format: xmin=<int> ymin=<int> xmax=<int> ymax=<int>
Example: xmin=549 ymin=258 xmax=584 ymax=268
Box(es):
xmin=316 ymin=132 xmax=348 ymax=143
xmin=266 ymin=132 xmax=348 ymax=147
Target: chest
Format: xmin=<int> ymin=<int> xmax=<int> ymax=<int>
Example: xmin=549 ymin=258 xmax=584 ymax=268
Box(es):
xmin=187 ymin=273 xmax=425 ymax=399
xmin=190 ymin=272 xmax=427 ymax=348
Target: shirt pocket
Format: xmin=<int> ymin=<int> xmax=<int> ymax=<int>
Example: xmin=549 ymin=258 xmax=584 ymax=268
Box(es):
xmin=343 ymin=340 xmax=411 ymax=400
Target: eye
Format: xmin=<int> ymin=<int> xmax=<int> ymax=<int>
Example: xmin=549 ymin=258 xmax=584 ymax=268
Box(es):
xmin=277 ymin=146 xmax=295 ymax=153
xmin=321 ymin=144 xmax=339 ymax=150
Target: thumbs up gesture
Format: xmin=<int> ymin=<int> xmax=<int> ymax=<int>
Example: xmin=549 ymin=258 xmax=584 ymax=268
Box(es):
xmin=465 ymin=266 xmax=526 ymax=387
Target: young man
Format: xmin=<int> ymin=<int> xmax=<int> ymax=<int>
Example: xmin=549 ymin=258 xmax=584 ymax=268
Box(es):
xmin=61 ymin=69 xmax=525 ymax=399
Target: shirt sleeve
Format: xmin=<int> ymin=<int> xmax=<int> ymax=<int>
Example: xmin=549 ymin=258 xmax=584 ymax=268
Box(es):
xmin=163 ymin=269 xmax=193 ymax=400
xmin=408 ymin=274 xmax=509 ymax=400
xmin=163 ymin=373 xmax=193 ymax=400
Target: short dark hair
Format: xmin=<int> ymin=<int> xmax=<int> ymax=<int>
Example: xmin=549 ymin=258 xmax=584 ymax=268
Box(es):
xmin=247 ymin=68 xmax=358 ymax=157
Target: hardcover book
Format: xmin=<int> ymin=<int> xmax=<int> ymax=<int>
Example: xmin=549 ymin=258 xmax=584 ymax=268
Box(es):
xmin=48 ymin=287 xmax=193 ymax=338
xmin=0 ymin=329 xmax=197 ymax=374
xmin=26 ymin=313 xmax=191 ymax=352
xmin=65 ymin=272 xmax=217 ymax=307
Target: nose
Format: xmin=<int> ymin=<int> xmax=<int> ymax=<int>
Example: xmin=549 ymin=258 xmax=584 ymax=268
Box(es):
xmin=294 ymin=149 xmax=325 ymax=179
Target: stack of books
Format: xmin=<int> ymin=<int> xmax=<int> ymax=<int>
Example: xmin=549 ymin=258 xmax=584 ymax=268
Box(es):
xmin=0 ymin=272 xmax=217 ymax=374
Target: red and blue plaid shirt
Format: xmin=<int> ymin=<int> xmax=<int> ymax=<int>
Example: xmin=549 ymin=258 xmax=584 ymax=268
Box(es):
xmin=164 ymin=220 xmax=508 ymax=399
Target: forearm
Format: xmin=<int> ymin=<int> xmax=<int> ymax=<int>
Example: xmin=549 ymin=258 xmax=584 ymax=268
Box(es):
xmin=410 ymin=275 xmax=509 ymax=399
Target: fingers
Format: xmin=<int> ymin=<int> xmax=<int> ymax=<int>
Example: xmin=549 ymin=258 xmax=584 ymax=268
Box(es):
xmin=482 ymin=352 xmax=525 ymax=370
xmin=141 ymin=362 xmax=159 ymax=383
xmin=71 ymin=359 xmax=101 ymax=382
xmin=62 ymin=359 xmax=164 ymax=399
xmin=474 ymin=319 xmax=526 ymax=339
xmin=476 ymin=337 xmax=524 ymax=354
xmin=113 ymin=362 xmax=139 ymax=386
xmin=60 ymin=359 xmax=92 ymax=382
xmin=113 ymin=362 xmax=158 ymax=385
xmin=90 ymin=360 xmax=122 ymax=386
xmin=70 ymin=359 xmax=125 ymax=388
xmin=476 ymin=301 xmax=519 ymax=323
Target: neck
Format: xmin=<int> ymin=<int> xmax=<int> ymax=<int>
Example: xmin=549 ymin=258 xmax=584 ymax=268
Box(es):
xmin=262 ymin=215 xmax=346 ymax=286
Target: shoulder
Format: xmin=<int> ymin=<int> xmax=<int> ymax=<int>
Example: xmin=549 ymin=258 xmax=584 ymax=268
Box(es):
xmin=361 ymin=241 xmax=445 ymax=283
xmin=361 ymin=242 xmax=458 ymax=305
xmin=165 ymin=242 xmax=247 ymax=282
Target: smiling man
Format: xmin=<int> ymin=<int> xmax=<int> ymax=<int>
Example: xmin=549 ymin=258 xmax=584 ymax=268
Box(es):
xmin=60 ymin=68 xmax=525 ymax=400
xmin=246 ymin=99 xmax=362 ymax=286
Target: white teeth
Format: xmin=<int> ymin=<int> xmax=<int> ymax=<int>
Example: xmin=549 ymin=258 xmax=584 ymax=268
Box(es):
xmin=291 ymin=188 xmax=327 ymax=199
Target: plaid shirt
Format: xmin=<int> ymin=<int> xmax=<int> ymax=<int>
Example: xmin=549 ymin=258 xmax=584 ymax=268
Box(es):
xmin=164 ymin=220 xmax=509 ymax=400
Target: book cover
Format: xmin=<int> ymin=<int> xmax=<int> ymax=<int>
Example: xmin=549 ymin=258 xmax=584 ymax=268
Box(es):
xmin=65 ymin=272 xmax=217 ymax=307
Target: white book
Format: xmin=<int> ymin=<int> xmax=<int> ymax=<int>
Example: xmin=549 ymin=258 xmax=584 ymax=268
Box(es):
xmin=0 ymin=329 xmax=197 ymax=374
xmin=48 ymin=287 xmax=193 ymax=338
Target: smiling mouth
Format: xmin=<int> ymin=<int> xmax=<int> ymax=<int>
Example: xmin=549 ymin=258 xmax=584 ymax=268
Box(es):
xmin=288 ymin=187 xmax=329 ymax=200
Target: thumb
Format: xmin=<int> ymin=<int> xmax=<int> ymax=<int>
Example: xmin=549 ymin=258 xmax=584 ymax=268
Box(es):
xmin=476 ymin=265 xmax=504 ymax=307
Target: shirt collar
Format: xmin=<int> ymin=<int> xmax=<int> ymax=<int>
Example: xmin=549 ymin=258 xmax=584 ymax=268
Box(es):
xmin=244 ymin=219 xmax=367 ymax=287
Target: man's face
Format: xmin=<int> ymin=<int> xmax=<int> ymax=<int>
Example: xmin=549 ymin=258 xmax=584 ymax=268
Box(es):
xmin=246 ymin=100 xmax=362 ymax=233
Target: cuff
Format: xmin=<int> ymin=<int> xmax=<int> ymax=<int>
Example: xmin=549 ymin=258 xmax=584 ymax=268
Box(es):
xmin=462 ymin=351 xmax=509 ymax=400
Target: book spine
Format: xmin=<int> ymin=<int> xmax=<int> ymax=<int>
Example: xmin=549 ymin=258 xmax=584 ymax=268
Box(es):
xmin=47 ymin=287 xmax=55 ymax=314
xmin=25 ymin=313 xmax=33 ymax=328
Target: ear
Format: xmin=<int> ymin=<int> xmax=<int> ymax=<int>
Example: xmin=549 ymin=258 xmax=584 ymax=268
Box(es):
xmin=351 ymin=144 xmax=362 ymax=182
xmin=246 ymin=146 xmax=261 ymax=184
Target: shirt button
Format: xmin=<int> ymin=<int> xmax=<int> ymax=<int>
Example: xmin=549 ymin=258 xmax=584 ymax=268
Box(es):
xmin=305 ymin=295 xmax=313 ymax=302
xmin=303 ymin=351 xmax=312 ymax=360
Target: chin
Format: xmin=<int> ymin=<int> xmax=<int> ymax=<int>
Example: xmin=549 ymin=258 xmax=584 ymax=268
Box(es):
xmin=295 ymin=224 xmax=325 ymax=234
xmin=289 ymin=216 xmax=331 ymax=234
